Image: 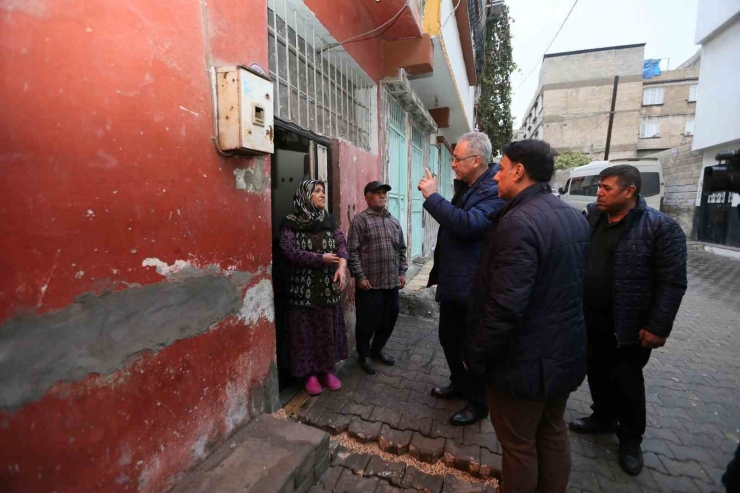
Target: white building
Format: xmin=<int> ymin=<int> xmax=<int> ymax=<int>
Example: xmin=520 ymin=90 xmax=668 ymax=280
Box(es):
xmin=692 ymin=0 xmax=740 ymax=247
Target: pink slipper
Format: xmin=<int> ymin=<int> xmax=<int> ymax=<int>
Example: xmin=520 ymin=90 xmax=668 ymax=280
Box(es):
xmin=305 ymin=375 xmax=322 ymax=395
xmin=321 ymin=373 xmax=342 ymax=391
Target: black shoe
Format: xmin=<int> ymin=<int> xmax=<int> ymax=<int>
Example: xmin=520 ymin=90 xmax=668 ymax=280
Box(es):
xmin=430 ymin=385 xmax=462 ymax=400
xmin=370 ymin=351 xmax=395 ymax=366
xmin=569 ymin=415 xmax=619 ymax=434
xmin=359 ymin=358 xmax=376 ymax=375
xmin=619 ymin=446 xmax=643 ymax=476
xmin=450 ymin=404 xmax=488 ymax=426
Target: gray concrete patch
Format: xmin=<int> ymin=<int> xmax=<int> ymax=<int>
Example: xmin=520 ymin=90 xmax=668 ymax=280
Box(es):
xmin=399 ymin=286 xmax=439 ymax=319
xmin=0 ymin=275 xmax=243 ymax=411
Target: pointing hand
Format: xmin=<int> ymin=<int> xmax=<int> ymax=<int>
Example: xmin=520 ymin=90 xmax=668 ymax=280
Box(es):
xmin=417 ymin=167 xmax=437 ymax=199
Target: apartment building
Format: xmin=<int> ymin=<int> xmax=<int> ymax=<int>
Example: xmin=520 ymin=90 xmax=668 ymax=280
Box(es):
xmin=519 ymin=45 xmax=702 ymax=162
xmin=520 ymin=44 xmax=645 ymax=160
xmin=638 ymin=52 xmax=701 ymax=156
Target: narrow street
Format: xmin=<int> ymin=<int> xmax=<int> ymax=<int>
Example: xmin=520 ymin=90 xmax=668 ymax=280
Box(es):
xmin=293 ymin=250 xmax=740 ymax=493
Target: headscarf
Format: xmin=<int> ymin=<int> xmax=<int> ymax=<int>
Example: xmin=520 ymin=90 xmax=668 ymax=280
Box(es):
xmin=283 ymin=180 xmax=339 ymax=233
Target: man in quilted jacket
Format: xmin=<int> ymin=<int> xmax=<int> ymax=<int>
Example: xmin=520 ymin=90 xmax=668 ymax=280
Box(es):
xmin=464 ymin=139 xmax=591 ymax=493
xmin=419 ymin=132 xmax=506 ymax=426
xmin=569 ymin=164 xmax=688 ymax=476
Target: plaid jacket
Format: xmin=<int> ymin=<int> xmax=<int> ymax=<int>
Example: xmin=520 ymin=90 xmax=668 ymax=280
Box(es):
xmin=348 ymin=208 xmax=407 ymax=289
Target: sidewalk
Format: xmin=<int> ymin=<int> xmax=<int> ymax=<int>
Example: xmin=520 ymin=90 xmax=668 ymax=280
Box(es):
xmin=288 ymin=250 xmax=739 ymax=493
xmin=295 ymin=314 xmax=502 ymax=492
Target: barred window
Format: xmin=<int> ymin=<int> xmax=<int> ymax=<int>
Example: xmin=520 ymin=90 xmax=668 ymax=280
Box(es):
xmin=267 ymin=0 xmax=376 ymax=151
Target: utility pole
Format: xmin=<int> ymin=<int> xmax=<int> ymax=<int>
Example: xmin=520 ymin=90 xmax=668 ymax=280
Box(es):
xmin=604 ymin=75 xmax=619 ymax=160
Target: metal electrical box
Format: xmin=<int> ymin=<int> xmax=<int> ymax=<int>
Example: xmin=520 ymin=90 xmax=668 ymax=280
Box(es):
xmin=215 ymin=65 xmax=274 ymax=155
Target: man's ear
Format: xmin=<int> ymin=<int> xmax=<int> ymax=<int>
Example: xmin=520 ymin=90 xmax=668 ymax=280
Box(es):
xmin=514 ymin=162 xmax=525 ymax=181
xmin=625 ymin=185 xmax=637 ymax=198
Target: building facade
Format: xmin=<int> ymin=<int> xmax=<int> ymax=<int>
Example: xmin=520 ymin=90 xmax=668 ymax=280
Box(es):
xmin=638 ymin=53 xmax=700 ymax=156
xmin=0 ymin=0 xmax=486 ymax=491
xmin=520 ymin=44 xmax=646 ymax=160
xmin=691 ymin=0 xmax=740 ymax=248
xmin=519 ymin=45 xmax=703 ymax=163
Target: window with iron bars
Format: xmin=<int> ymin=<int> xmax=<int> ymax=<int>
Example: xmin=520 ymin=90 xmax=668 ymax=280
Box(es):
xmin=267 ymin=0 xmax=376 ymax=152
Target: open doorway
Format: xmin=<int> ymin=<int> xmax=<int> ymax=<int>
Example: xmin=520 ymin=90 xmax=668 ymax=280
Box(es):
xmin=271 ymin=124 xmax=331 ymax=391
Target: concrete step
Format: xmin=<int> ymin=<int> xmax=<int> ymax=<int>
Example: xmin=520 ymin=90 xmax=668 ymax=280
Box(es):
xmin=687 ymin=240 xmax=740 ymax=260
xmin=171 ymin=414 xmax=330 ymax=493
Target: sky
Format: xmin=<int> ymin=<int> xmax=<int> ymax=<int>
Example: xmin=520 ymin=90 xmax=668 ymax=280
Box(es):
xmin=508 ymin=0 xmax=701 ymax=128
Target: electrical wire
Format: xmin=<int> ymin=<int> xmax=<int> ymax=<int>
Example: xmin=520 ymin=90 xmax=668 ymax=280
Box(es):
xmin=441 ymin=0 xmax=463 ymax=31
xmin=326 ymin=0 xmax=411 ymax=49
xmin=203 ymin=1 xmax=236 ymax=158
xmin=514 ymin=0 xmax=580 ymax=92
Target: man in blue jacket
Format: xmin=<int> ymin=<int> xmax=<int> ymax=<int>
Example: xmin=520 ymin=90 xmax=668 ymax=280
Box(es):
xmin=569 ymin=165 xmax=687 ymax=476
xmin=465 ymin=139 xmax=591 ymax=492
xmin=418 ymin=131 xmax=506 ymax=426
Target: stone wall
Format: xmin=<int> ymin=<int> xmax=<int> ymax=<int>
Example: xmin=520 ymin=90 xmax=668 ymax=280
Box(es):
xmin=656 ymin=136 xmax=704 ymax=236
xmin=542 ymin=79 xmax=642 ymax=159
xmin=540 ymin=45 xmax=644 ymax=85
xmin=533 ymin=45 xmax=645 ymax=159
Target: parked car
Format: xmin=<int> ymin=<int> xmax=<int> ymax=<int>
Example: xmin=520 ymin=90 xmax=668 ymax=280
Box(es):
xmin=558 ymin=159 xmax=664 ymax=212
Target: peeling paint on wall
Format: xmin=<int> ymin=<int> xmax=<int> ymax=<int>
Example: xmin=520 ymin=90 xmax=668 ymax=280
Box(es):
xmin=0 ymin=274 xmax=255 ymax=411
xmin=224 ymin=380 xmax=249 ymax=434
xmin=233 ymin=157 xmax=269 ymax=192
xmin=0 ymin=0 xmax=278 ymax=490
xmin=238 ymin=278 xmax=274 ymax=325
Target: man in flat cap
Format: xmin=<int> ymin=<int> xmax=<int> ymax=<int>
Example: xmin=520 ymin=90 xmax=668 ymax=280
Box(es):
xmin=348 ymin=181 xmax=408 ymax=375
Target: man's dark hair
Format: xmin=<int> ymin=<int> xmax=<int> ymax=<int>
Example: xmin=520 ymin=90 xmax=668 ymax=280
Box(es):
xmin=599 ymin=164 xmax=642 ymax=195
xmin=501 ymin=140 xmax=555 ymax=182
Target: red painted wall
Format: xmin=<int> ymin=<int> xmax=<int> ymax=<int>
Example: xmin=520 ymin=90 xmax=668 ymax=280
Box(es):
xmin=0 ymin=317 xmax=275 ymax=493
xmin=331 ymin=141 xmax=382 ymax=233
xmin=0 ymin=0 xmax=276 ymax=492
xmin=0 ymin=0 xmax=406 ymax=489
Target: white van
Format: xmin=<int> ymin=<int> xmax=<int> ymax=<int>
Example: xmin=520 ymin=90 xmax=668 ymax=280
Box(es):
xmin=558 ymin=159 xmax=664 ymax=212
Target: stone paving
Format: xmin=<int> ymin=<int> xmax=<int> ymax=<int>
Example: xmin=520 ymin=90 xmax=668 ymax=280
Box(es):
xmin=296 ymin=251 xmax=740 ymax=493
xmin=312 ymin=445 xmax=498 ymax=493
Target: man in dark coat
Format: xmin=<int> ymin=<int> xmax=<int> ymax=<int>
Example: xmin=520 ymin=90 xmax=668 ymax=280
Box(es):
xmin=569 ymin=164 xmax=687 ymax=476
xmin=418 ymin=131 xmax=506 ymax=426
xmin=465 ymin=139 xmax=590 ymax=493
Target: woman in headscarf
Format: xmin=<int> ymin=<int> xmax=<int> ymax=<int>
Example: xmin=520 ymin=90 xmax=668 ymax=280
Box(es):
xmin=280 ymin=179 xmax=349 ymax=395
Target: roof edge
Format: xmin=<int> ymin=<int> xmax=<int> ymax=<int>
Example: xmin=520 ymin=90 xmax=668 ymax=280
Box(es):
xmin=544 ymin=43 xmax=646 ymax=59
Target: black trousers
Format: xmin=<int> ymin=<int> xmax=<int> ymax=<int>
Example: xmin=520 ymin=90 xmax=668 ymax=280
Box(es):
xmin=439 ymin=301 xmax=488 ymax=411
xmin=586 ymin=315 xmax=652 ymax=448
xmin=355 ymin=287 xmax=400 ymax=358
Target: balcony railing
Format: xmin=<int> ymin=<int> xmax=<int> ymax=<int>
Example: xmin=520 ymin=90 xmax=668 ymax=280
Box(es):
xmin=468 ymin=0 xmax=487 ymax=75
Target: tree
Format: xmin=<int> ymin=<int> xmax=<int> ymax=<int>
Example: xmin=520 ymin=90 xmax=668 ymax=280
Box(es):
xmin=555 ymin=151 xmax=591 ymax=170
xmin=477 ymin=5 xmax=516 ymax=157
